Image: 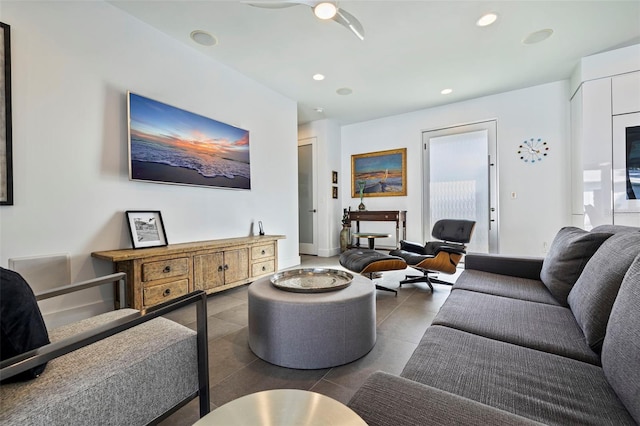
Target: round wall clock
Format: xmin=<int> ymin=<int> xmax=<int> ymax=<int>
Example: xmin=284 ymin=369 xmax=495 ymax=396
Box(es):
xmin=518 ymin=138 xmax=549 ymax=163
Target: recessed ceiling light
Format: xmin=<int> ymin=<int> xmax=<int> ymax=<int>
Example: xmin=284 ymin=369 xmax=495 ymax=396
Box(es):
xmin=313 ymin=74 xmax=325 ymax=81
xmin=522 ymin=29 xmax=554 ymax=45
xmin=336 ymin=87 xmax=353 ymax=96
xmin=441 ymin=88 xmax=453 ymax=95
xmin=190 ymin=30 xmax=217 ymax=46
xmin=314 ymin=2 xmax=337 ymax=20
xmin=315 ymin=107 xmax=324 ymax=113
xmin=476 ymin=13 xmax=498 ymax=27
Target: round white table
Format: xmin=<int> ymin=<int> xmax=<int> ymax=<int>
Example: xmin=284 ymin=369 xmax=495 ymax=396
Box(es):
xmin=193 ymin=389 xmax=367 ymax=426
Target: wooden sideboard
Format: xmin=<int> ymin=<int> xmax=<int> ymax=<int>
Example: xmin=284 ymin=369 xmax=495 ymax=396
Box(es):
xmin=92 ymin=235 xmax=285 ymax=311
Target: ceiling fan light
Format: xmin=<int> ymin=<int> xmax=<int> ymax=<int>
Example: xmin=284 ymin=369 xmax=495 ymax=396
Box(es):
xmin=314 ymin=2 xmax=337 ymax=20
xmin=476 ymin=13 xmax=498 ymax=27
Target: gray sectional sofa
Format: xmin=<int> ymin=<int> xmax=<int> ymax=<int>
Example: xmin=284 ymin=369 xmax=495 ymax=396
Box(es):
xmin=348 ymin=225 xmax=640 ymax=425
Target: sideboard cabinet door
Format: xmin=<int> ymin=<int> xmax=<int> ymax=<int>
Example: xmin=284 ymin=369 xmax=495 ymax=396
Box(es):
xmin=194 ymin=252 xmax=225 ymax=291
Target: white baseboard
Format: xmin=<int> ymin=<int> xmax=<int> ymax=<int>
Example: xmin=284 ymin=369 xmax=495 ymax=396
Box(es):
xmin=317 ymin=248 xmax=341 ymax=257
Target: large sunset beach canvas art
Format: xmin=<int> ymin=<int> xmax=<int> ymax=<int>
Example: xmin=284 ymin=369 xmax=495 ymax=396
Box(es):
xmin=128 ymin=92 xmax=250 ymax=190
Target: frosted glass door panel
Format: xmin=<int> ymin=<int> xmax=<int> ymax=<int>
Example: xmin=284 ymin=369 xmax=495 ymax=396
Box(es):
xmin=427 ymin=130 xmax=490 ymax=253
xmin=298 ymin=138 xmax=318 ymax=255
xmin=298 ymin=144 xmax=313 ymax=245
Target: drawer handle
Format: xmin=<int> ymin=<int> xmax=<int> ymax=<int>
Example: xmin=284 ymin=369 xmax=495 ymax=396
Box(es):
xmin=163 ymin=288 xmax=171 ymax=297
xmin=224 ymin=264 xmax=229 ymax=271
xmin=163 ymin=266 xmax=171 ymax=273
xmin=261 ymin=250 xmax=266 ymax=255
xmin=262 ymin=266 xmax=266 ymax=271
xmin=218 ymin=265 xmax=223 ymax=272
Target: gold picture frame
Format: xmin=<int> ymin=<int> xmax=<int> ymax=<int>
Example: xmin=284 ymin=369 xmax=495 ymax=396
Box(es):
xmin=351 ymin=148 xmax=407 ymax=198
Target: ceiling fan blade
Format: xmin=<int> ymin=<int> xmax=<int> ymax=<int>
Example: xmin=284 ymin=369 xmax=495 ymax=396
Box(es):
xmin=332 ymin=7 xmax=365 ymax=40
xmin=245 ymin=1 xmax=300 ymax=9
xmin=245 ymin=0 xmax=316 ymax=9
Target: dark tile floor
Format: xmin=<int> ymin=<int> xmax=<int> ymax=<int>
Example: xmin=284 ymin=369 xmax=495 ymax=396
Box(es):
xmin=160 ymin=255 xmax=457 ymax=425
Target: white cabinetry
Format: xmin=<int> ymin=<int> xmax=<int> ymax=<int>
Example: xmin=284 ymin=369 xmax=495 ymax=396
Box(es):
xmin=571 ymin=45 xmax=640 ymax=228
xmin=571 ymin=79 xmax=613 ymax=227
xmin=612 ymin=72 xmax=640 ymax=115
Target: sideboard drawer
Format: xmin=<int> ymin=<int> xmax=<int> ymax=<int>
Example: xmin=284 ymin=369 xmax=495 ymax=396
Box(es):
xmin=142 ymin=258 xmax=189 ymax=282
xmin=252 ymin=244 xmax=275 ymax=260
xmin=252 ymin=260 xmax=275 ymax=277
xmin=143 ymin=279 xmax=189 ymax=306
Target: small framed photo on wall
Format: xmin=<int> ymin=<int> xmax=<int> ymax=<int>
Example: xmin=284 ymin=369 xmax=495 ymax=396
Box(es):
xmin=126 ymin=210 xmax=168 ymax=249
xmin=332 ymin=186 xmax=338 ymax=199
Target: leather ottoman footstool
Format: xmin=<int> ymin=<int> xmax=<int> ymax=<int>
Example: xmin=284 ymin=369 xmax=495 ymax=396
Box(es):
xmin=248 ymin=274 xmax=376 ymax=369
xmin=339 ymin=249 xmax=407 ymax=295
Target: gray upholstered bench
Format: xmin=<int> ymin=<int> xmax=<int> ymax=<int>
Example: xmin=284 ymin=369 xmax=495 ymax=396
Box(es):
xmin=247 ymin=274 xmax=376 ymax=369
xmin=339 ymin=249 xmax=407 ymax=295
xmin=0 ymin=272 xmax=210 ymax=425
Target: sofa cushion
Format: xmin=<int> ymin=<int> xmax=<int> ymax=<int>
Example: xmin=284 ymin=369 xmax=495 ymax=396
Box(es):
xmin=401 ymin=325 xmax=635 ymax=425
xmin=591 ymin=224 xmax=640 ymax=234
xmin=0 ymin=268 xmax=50 ymax=382
xmin=601 ymin=253 xmax=640 ymax=423
xmin=432 ymin=290 xmax=600 ymax=365
xmin=567 ymin=231 xmax=640 ymax=352
xmin=453 ymin=270 xmax=560 ymax=305
xmin=348 ymin=371 xmax=542 ymax=426
xmin=540 ymin=227 xmax=612 ymax=306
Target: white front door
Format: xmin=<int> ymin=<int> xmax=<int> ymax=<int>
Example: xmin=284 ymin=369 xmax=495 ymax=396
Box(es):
xmin=422 ymin=121 xmax=498 ymax=253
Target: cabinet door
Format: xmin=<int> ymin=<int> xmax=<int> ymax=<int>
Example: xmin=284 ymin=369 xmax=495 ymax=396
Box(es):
xmin=193 ymin=252 xmax=225 ymax=291
xmin=612 ymin=71 xmax=640 ymax=115
xmin=224 ymin=248 xmax=249 ymax=284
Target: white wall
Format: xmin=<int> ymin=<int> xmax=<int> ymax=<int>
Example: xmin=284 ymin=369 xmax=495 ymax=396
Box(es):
xmin=298 ymin=119 xmax=342 ymax=256
xmin=341 ymin=81 xmax=571 ymax=256
xmin=0 ymin=1 xmax=300 ymax=323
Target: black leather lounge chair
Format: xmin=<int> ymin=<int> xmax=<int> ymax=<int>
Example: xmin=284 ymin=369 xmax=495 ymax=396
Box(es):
xmin=389 ymin=219 xmax=476 ymax=292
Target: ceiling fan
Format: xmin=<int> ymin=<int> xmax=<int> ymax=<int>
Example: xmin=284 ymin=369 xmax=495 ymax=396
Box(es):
xmin=246 ymin=1 xmax=365 ymax=40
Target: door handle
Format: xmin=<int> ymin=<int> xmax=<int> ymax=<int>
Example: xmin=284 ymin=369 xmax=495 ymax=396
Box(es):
xmin=309 ymin=209 xmax=317 ymax=213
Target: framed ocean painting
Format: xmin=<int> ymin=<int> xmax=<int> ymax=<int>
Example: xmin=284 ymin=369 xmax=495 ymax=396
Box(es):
xmin=127 ymin=92 xmax=250 ymax=190
xmin=351 ymin=148 xmax=407 ymax=198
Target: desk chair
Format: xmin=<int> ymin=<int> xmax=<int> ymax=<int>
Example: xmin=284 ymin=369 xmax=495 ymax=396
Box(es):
xmin=389 ymin=219 xmax=476 ymax=291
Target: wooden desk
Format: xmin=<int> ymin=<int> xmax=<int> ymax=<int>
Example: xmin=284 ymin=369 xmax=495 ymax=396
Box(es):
xmin=346 ymin=210 xmax=407 ymax=249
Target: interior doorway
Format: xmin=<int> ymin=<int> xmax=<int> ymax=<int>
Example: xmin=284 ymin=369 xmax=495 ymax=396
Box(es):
xmin=298 ymin=137 xmax=318 ymax=255
xmin=422 ymin=121 xmax=498 ymax=253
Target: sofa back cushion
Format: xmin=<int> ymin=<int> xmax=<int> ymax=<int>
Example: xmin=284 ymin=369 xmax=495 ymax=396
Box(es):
xmin=567 ymin=231 xmax=640 ymax=352
xmin=540 ymin=227 xmax=612 ymax=306
xmin=601 ymin=253 xmax=640 ymax=423
xmin=0 ymin=268 xmax=50 ymax=382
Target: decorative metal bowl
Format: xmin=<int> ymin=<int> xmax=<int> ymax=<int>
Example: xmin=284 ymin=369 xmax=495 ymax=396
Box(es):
xmin=270 ymin=268 xmax=354 ymax=293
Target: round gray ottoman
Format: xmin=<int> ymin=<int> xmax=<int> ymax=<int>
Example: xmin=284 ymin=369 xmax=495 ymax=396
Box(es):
xmin=248 ymin=273 xmax=376 ymax=369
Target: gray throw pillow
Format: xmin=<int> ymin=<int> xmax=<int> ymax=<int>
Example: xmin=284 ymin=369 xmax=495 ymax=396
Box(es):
xmin=568 ymin=231 xmax=640 ymax=352
xmin=540 ymin=227 xmax=612 ymax=306
xmin=601 ymin=253 xmax=640 ymax=424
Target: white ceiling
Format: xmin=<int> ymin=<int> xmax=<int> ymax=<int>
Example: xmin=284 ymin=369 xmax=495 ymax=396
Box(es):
xmin=110 ymin=0 xmax=640 ymax=125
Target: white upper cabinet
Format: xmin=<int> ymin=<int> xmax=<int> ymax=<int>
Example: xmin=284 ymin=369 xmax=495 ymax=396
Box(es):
xmin=612 ymin=71 xmax=640 ymax=115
